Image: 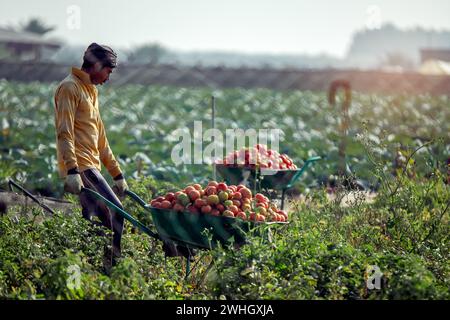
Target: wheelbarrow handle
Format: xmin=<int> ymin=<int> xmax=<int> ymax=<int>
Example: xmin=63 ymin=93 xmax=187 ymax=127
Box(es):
xmin=8 ymin=179 xmax=55 ymax=215
xmin=125 ymin=189 xmax=149 ymax=208
xmin=81 ymin=187 xmax=159 ymax=240
xmin=286 ymin=156 xmax=322 ymax=189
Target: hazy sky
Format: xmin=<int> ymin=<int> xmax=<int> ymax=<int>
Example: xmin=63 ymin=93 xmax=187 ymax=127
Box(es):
xmin=1 ymin=0 xmax=450 ymax=57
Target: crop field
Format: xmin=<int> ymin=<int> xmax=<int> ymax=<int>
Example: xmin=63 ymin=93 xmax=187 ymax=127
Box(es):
xmin=0 ymin=80 xmax=449 ymax=299
xmin=1 ymin=80 xmax=449 ymax=194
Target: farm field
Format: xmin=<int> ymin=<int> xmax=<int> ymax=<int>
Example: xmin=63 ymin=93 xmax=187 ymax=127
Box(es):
xmin=0 ymin=80 xmax=449 ymax=299
xmin=1 ymin=80 xmax=449 ymax=195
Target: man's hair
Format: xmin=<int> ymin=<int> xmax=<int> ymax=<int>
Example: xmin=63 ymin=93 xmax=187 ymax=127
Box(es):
xmin=82 ymin=43 xmax=117 ymax=69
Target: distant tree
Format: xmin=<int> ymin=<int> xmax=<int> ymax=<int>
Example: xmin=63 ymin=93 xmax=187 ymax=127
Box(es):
xmin=127 ymin=43 xmax=170 ymax=65
xmin=21 ymin=18 xmax=55 ymax=35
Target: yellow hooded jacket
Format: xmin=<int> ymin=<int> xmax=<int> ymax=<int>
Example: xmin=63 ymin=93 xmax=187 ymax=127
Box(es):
xmin=54 ymin=67 xmax=122 ymax=178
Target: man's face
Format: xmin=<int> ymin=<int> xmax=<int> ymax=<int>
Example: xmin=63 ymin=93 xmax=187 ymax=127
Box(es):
xmin=89 ymin=63 xmax=113 ymax=85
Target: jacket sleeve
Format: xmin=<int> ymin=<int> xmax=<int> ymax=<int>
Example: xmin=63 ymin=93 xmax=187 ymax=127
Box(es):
xmin=55 ymin=82 xmax=79 ymax=172
xmin=97 ymin=115 xmax=122 ymax=178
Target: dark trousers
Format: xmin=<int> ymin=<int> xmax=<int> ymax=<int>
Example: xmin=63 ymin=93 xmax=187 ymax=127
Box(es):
xmin=79 ymin=169 xmax=124 ymax=269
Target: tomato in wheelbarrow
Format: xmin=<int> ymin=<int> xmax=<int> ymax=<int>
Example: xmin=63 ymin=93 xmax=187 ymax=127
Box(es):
xmin=149 ymin=181 xmax=288 ymax=223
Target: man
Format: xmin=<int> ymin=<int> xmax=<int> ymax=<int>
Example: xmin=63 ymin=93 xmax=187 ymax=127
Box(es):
xmin=54 ymin=43 xmax=128 ymax=273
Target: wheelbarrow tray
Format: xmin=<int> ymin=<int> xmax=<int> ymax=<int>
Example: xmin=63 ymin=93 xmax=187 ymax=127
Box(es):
xmin=149 ymin=207 xmax=247 ymax=249
xmin=216 ymin=156 xmax=321 ymax=190
xmin=149 ymin=207 xmax=286 ymax=250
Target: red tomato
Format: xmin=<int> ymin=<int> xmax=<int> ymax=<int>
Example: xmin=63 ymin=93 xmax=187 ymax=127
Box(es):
xmin=232 ymin=192 xmax=242 ymax=200
xmin=228 ymin=205 xmax=239 ymax=215
xmin=184 ymin=186 xmax=195 ymax=194
xmin=236 ymin=211 xmax=247 ymax=220
xmin=188 ymin=190 xmax=200 ymax=201
xmin=207 ymin=181 xmax=219 ymax=187
xmin=256 ymin=214 xmax=266 ymax=222
xmin=255 ymin=193 xmax=266 ymax=202
xmin=217 ymin=182 xmax=228 ymax=191
xmin=165 ymin=193 xmax=175 ymax=202
xmin=240 ymin=188 xmax=252 ymax=199
xmin=205 ymin=186 xmax=217 ymax=196
xmin=194 ymin=198 xmax=206 ymax=208
xmin=153 ymin=202 xmax=162 ymax=209
xmin=161 ymin=200 xmax=172 ymax=209
xmin=201 ymin=205 xmax=212 ymax=214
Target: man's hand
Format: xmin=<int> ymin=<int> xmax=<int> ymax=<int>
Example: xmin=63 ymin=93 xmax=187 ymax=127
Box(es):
xmin=113 ymin=174 xmax=128 ymax=197
xmin=115 ymin=179 xmax=128 ymax=195
xmin=64 ymin=173 xmax=84 ymax=194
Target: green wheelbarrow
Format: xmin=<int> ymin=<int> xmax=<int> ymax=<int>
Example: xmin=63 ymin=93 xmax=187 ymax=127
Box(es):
xmin=216 ymin=156 xmax=322 ymax=209
xmin=81 ymin=187 xmax=286 ymax=278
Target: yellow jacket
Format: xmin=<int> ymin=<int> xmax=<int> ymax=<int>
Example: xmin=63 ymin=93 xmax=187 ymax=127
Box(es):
xmin=54 ymin=67 xmax=122 ymax=178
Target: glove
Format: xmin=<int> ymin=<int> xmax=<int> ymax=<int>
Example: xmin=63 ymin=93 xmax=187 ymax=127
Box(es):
xmin=64 ymin=173 xmax=84 ymax=194
xmin=114 ymin=178 xmax=128 ymax=197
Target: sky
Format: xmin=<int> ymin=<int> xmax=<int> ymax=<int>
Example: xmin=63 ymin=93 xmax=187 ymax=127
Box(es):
xmin=1 ymin=0 xmax=450 ymax=57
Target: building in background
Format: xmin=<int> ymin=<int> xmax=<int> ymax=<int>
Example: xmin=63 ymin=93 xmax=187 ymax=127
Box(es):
xmin=0 ymin=27 xmax=61 ymax=61
xmin=419 ymin=48 xmax=450 ymax=75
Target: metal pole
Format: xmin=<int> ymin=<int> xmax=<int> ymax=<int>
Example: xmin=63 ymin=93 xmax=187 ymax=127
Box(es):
xmin=212 ymin=95 xmax=217 ymax=181
xmin=328 ymin=80 xmax=351 ymax=177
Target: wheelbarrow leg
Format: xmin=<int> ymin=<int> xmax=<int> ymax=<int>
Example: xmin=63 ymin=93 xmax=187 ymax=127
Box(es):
xmin=281 ymin=188 xmax=286 ymax=210
xmin=185 ymin=255 xmax=191 ymax=280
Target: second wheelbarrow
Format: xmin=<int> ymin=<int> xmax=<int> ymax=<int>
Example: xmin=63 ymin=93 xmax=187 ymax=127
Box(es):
xmin=216 ymin=156 xmax=322 ymax=208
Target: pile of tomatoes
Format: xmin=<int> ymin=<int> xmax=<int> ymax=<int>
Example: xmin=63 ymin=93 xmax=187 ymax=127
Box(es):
xmin=150 ymin=181 xmax=288 ymax=222
xmin=217 ymin=144 xmax=297 ymax=170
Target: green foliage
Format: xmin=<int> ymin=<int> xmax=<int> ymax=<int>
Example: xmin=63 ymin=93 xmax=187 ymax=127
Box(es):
xmin=207 ymin=175 xmax=448 ymax=300
xmin=0 ymin=205 xmax=195 ymax=300
xmin=0 ymin=173 xmax=448 ymax=299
